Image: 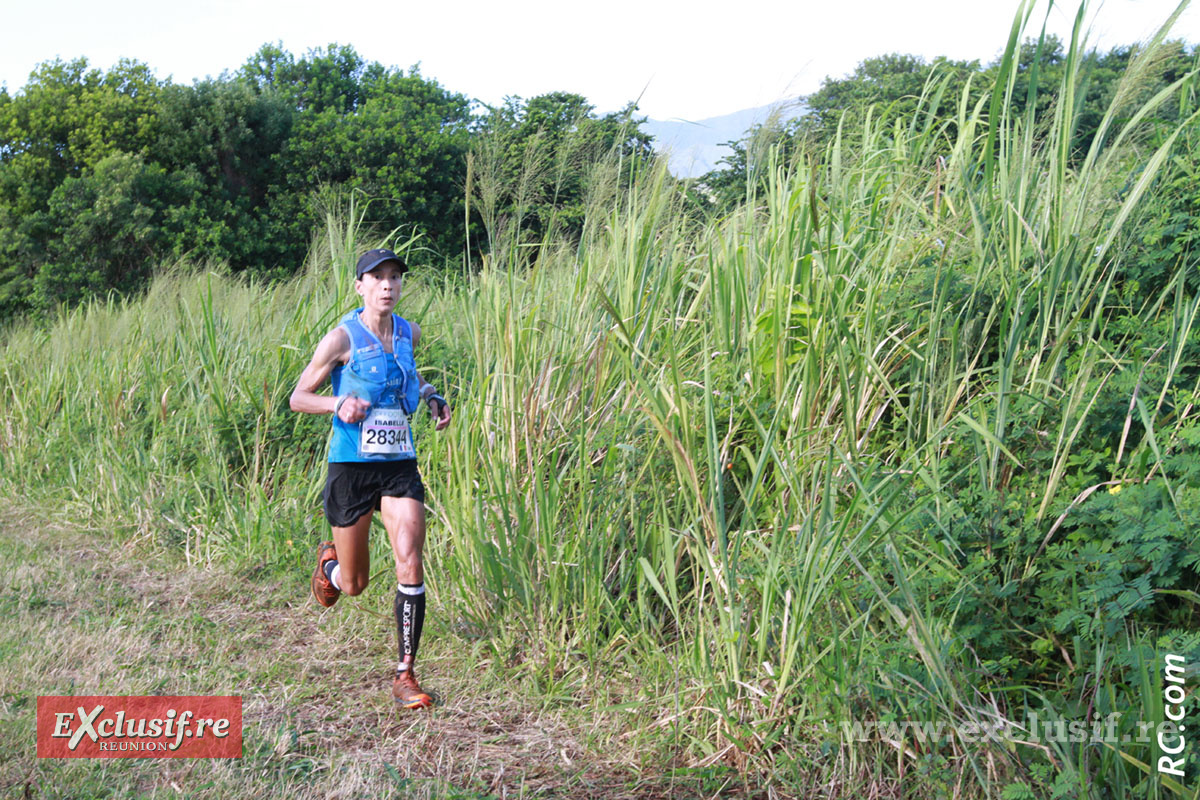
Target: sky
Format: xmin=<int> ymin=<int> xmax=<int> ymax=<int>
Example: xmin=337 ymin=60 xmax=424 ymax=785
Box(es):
xmin=2 ymin=0 xmax=1198 ymax=122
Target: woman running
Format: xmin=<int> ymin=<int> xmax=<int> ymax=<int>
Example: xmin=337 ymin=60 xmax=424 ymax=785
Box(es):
xmin=289 ymin=248 xmax=451 ymax=710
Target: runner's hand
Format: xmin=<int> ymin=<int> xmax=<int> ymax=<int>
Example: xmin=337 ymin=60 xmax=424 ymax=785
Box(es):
xmin=427 ymin=394 xmax=451 ymax=431
xmin=337 ymin=396 xmax=371 ymax=424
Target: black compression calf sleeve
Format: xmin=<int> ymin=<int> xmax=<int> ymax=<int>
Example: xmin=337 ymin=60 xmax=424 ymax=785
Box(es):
xmin=395 ymin=583 xmax=426 ymax=670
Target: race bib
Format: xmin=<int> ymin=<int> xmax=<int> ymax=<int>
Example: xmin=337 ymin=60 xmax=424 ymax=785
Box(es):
xmin=359 ymin=408 xmax=414 ymax=457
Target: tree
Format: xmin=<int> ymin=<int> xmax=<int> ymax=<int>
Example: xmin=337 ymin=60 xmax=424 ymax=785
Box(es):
xmin=0 ymin=57 xmax=165 ymax=316
xmin=0 ymin=45 xmax=656 ymax=317
xmin=34 ymin=152 xmax=184 ymax=308
xmin=152 ymin=79 xmax=295 ymax=270
xmin=270 ymin=62 xmax=472 ymax=261
xmin=470 ymin=92 xmax=653 ymax=252
xmin=241 ymin=42 xmax=383 ymax=114
xmin=700 ymin=114 xmax=803 ymax=210
xmin=796 ymin=53 xmax=978 ymax=146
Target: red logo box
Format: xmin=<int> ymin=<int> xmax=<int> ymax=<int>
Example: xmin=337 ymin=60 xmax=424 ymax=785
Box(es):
xmin=37 ymin=696 xmax=242 ymax=758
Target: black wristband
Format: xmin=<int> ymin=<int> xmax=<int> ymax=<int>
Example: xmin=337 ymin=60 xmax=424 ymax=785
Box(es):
xmin=427 ymin=393 xmax=447 ymax=418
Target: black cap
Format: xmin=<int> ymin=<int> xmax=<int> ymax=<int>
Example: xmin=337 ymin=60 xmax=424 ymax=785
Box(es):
xmin=355 ymin=248 xmax=407 ymax=278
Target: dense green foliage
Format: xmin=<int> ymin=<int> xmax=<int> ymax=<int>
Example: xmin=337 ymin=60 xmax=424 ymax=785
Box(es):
xmin=469 ymin=92 xmax=652 ymax=251
xmin=0 ymin=45 xmax=651 ymax=320
xmin=703 ymin=35 xmax=1198 ymax=207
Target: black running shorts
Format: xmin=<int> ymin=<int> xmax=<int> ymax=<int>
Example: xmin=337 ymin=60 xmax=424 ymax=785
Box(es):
xmin=323 ymin=460 xmax=426 ymax=527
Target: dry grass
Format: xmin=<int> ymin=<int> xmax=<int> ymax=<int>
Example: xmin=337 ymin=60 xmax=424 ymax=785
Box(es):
xmin=0 ymin=504 xmax=761 ymax=799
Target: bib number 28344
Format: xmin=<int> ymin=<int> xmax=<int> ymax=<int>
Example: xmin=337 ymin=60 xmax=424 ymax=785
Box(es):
xmin=359 ymin=408 xmax=414 ymax=457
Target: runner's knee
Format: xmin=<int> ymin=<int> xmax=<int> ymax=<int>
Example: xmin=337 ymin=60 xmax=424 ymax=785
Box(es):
xmin=341 ymin=573 xmax=369 ymax=596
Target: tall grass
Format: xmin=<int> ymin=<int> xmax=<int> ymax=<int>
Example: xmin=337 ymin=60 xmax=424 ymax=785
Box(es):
xmin=3 ymin=3 xmax=1198 ymax=795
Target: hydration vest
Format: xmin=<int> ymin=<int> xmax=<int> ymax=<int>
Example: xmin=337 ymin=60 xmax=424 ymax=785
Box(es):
xmin=327 ymin=309 xmax=421 ymax=463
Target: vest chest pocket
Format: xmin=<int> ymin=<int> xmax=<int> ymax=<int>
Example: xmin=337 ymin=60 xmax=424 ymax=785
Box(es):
xmin=357 ymin=349 xmax=389 ymax=381
xmin=347 ymin=347 xmax=399 ymax=406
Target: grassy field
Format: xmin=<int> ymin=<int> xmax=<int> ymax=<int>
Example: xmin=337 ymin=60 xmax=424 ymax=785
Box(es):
xmin=1 ymin=504 xmax=767 ymax=799
xmin=3 ymin=5 xmax=1200 ymax=797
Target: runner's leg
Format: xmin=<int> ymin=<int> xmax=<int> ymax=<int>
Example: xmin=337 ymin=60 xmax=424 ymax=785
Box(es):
xmin=381 ymin=496 xmax=426 ymax=663
xmin=381 ymin=496 xmax=425 ymax=584
xmin=330 ymin=513 xmax=373 ymax=596
xmin=381 ymin=496 xmax=432 ymax=708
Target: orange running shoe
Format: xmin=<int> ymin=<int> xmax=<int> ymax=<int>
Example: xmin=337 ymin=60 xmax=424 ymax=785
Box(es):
xmin=392 ymin=669 xmax=433 ymax=710
xmin=311 ymin=541 xmax=340 ymax=607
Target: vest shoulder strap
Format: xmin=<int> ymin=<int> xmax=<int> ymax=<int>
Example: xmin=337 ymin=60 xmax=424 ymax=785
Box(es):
xmin=338 ymin=310 xmax=376 ymax=355
xmin=394 ymin=315 xmax=412 ymax=343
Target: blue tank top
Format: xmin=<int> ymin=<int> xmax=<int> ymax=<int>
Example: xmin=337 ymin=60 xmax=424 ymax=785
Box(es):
xmin=328 ymin=309 xmax=421 ymax=463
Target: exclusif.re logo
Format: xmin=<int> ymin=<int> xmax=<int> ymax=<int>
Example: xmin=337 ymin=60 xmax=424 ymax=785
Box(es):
xmin=37 ymin=696 xmax=242 ymax=759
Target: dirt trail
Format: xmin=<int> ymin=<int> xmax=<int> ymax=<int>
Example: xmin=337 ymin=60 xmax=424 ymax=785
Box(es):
xmin=0 ymin=508 xmax=709 ymax=799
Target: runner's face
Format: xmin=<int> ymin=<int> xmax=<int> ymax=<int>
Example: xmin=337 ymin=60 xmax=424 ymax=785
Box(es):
xmin=356 ymin=262 xmax=404 ymax=311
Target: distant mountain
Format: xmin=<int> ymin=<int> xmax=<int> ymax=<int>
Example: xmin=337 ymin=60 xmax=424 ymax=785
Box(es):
xmin=642 ymin=101 xmax=806 ymax=179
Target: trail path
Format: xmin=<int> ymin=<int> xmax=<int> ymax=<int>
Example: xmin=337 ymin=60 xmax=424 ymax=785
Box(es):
xmin=0 ymin=507 xmax=714 ymax=799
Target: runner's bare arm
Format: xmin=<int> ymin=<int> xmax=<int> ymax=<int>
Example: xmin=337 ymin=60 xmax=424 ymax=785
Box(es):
xmin=289 ymin=328 xmax=369 ymax=422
